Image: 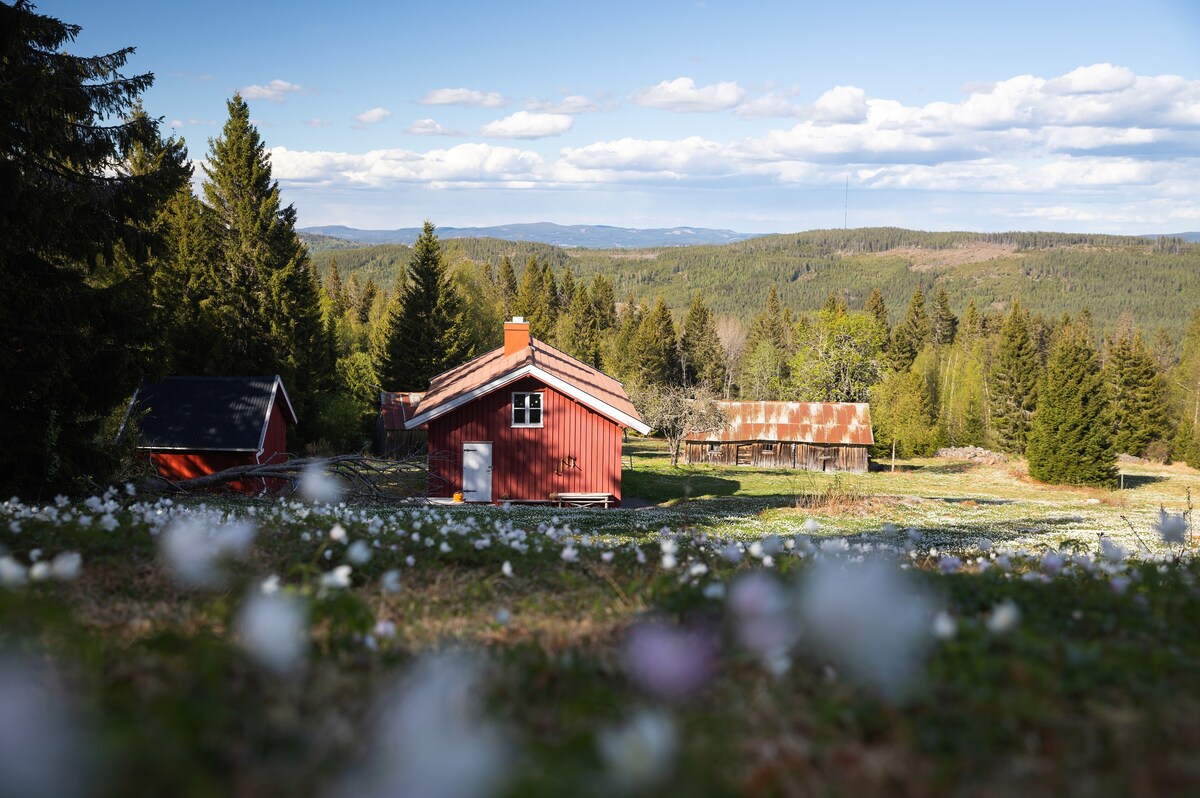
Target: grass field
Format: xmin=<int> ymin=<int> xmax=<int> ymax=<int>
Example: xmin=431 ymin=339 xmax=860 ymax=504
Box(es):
xmin=1 ymin=442 xmax=1198 ymax=796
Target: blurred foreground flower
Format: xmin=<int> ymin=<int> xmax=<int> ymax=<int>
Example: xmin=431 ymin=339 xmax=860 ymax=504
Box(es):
xmin=986 ymin=601 xmax=1021 ymax=634
xmin=728 ymin=572 xmax=797 ymax=674
xmin=159 ymin=517 xmax=256 ymax=588
xmin=624 ymin=621 xmax=716 ymax=701
xmin=797 ymin=558 xmax=935 ymax=698
xmin=236 ymin=592 xmax=308 ymax=674
xmin=299 ymin=464 xmax=346 ymax=504
xmin=598 ymin=709 xmax=677 ymax=792
xmin=1155 ymin=509 xmax=1188 ymax=546
xmin=330 ymin=651 xmax=510 ymax=798
xmin=0 ymin=657 xmax=92 ymax=798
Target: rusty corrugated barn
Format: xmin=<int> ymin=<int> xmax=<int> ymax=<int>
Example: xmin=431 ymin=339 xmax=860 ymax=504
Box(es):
xmin=684 ymin=402 xmax=874 ymax=472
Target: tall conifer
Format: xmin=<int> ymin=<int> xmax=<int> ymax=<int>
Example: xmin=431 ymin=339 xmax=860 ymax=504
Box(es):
xmin=680 ymin=294 xmax=727 ymax=392
xmin=1107 ymin=325 xmax=1170 ymax=457
xmin=990 ymin=300 xmax=1041 ymax=454
xmin=374 ymin=222 xmax=473 ymax=390
xmin=931 ymin=287 xmax=958 ymax=345
xmin=1027 ymin=320 xmax=1117 ymax=487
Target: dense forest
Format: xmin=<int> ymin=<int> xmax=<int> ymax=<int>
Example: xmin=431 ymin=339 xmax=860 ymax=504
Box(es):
xmin=5 ymin=0 xmax=1199 ymax=495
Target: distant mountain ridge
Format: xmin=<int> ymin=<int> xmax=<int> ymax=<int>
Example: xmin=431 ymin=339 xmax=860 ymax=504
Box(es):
xmin=299 ymin=222 xmax=757 ymax=249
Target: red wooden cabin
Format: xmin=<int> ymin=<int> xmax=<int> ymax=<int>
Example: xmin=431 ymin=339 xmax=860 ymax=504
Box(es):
xmin=404 ymin=319 xmax=650 ymax=506
xmin=125 ymin=376 xmax=296 ymax=493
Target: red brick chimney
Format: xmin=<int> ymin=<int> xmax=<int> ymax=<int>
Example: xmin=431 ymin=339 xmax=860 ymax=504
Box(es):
xmin=504 ymin=317 xmax=530 ymax=356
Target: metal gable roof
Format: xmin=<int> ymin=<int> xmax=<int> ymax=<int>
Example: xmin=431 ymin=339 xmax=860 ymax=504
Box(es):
xmin=687 ymin=401 xmax=874 ymax=445
xmin=129 ymin=376 xmax=296 ymax=452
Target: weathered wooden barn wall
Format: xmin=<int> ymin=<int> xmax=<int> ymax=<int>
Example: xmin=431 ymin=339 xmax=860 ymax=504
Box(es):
xmin=427 ymin=376 xmax=623 ymax=503
xmin=684 ymin=441 xmax=869 ymax=473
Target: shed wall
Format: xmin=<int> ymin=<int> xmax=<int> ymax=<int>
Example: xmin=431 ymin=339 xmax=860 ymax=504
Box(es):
xmin=684 ymin=441 xmax=869 ymax=473
xmin=427 ymin=376 xmax=623 ymax=503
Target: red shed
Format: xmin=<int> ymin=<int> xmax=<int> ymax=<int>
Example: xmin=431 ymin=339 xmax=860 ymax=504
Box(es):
xmin=125 ymin=376 xmax=297 ymax=493
xmin=404 ymin=319 xmax=650 ymax=506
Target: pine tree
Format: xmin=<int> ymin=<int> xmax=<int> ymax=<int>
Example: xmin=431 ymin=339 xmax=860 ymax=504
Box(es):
xmin=373 ymin=222 xmax=474 ymax=391
xmin=743 ymin=285 xmax=792 ymax=392
xmin=990 ymin=300 xmax=1041 ymax=454
xmin=632 ymin=298 xmax=682 ymax=386
xmin=890 ymin=288 xmax=931 ymax=370
xmin=1106 ymin=324 xmax=1170 ymax=457
xmin=0 ymin=2 xmax=189 ymax=490
xmin=559 ymin=284 xmax=601 ymax=367
xmin=541 ymin=260 xmax=559 ymax=337
xmin=201 ymin=93 xmax=333 ymax=409
xmin=930 ymin=287 xmax=958 ymax=345
xmin=357 ymin=276 xmax=379 ymax=325
xmin=959 ymin=298 xmax=982 ymax=343
xmin=325 ymin=256 xmax=348 ymax=318
xmin=679 ymin=294 xmax=727 ymax=392
xmin=498 ymin=256 xmax=518 ymax=318
xmin=605 ymin=297 xmax=646 ymax=380
xmin=821 ymin=291 xmax=848 ymax=317
xmin=1027 ymin=321 xmax=1117 ymax=487
xmin=515 ymin=256 xmax=554 ymax=339
xmin=865 ymin=287 xmax=889 ymax=334
xmin=589 ymin=274 xmax=617 ymax=332
xmin=559 ymin=265 xmax=577 ymax=308
xmin=1172 ymin=311 xmax=1200 ymax=467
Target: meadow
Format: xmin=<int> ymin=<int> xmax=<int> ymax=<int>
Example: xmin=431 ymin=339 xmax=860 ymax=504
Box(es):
xmin=1 ymin=442 xmax=1198 ymax=797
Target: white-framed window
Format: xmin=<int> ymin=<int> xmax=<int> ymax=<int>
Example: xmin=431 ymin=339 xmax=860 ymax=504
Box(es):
xmin=512 ymin=392 xmax=543 ymax=427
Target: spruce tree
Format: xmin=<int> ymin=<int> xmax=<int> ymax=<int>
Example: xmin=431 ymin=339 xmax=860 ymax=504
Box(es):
xmin=374 ymin=222 xmax=473 ymax=391
xmin=498 ymin=256 xmax=518 ymax=318
xmin=589 ymin=274 xmax=617 ymax=332
xmin=325 ymin=256 xmax=348 ymax=318
xmin=1172 ymin=311 xmax=1200 ymax=467
xmin=1027 ymin=321 xmax=1117 ymax=487
xmin=679 ymin=294 xmax=727 ymax=392
xmin=604 ymin=297 xmax=646 ymax=380
xmin=632 ymin=298 xmax=682 ymax=386
xmin=0 ymin=2 xmax=189 ymax=490
xmin=1107 ymin=325 xmax=1170 ymax=456
xmin=865 ymin=287 xmax=890 ymax=335
xmin=990 ymin=300 xmax=1041 ymax=454
xmin=930 ymin=287 xmax=958 ymax=345
xmin=890 ymin=288 xmax=931 ymax=370
xmin=515 ymin=256 xmax=554 ymax=339
xmin=959 ymin=299 xmax=982 ymax=343
xmin=202 ymin=93 xmax=333 ymax=409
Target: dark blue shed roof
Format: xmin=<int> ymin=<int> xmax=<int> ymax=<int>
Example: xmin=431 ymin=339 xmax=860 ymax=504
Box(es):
xmin=128 ymin=376 xmax=296 ymax=452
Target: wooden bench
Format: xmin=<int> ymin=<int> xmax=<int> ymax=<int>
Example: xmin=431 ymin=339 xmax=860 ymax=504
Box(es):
xmin=552 ymin=492 xmax=615 ymax=508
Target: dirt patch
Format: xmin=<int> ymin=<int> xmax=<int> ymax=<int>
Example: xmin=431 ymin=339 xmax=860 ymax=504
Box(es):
xmin=872 ymin=243 xmax=1021 ymax=272
xmin=937 ymin=446 xmax=1008 ymax=465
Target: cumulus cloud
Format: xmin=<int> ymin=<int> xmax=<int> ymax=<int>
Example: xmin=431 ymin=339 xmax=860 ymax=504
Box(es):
xmin=526 ymin=95 xmax=599 ymax=114
xmin=631 ymin=77 xmax=745 ymax=112
xmin=262 ymin=63 xmax=1199 ymax=225
xmin=354 ymin=107 xmax=392 ymax=126
xmin=421 ymin=87 xmax=506 ymax=107
xmin=406 ymin=118 xmax=466 ymax=137
xmin=481 ymin=111 xmax=573 ymax=139
xmin=241 ymin=79 xmax=304 ymax=102
xmin=812 ymin=86 xmax=868 ymax=123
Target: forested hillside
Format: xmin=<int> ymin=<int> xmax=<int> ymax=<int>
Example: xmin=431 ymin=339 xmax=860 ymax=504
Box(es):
xmin=307 ymin=228 xmax=1199 ymax=340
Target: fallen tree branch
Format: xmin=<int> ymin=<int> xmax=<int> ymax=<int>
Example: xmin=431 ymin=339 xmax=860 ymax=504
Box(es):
xmin=137 ymin=453 xmax=448 ymax=502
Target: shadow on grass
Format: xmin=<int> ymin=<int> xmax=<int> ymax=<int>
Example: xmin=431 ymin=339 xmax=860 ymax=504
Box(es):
xmin=623 ymin=468 xmax=741 ymax=504
xmin=1119 ymin=473 xmax=1169 ymax=489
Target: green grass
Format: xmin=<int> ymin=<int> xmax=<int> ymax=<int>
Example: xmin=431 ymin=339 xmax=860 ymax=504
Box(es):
xmin=1 ymin=448 xmax=1198 ymax=796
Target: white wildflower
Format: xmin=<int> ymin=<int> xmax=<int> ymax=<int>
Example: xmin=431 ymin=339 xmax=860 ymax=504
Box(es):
xmin=938 ymin=556 xmax=962 ymax=574
xmin=986 ymin=601 xmax=1020 ymax=634
xmin=347 ymin=540 xmax=372 ymax=565
xmin=329 ymin=523 xmax=347 ymax=543
xmin=601 ymin=551 xmax=615 ymax=563
xmin=500 ymin=561 xmax=513 ymax=578
xmin=373 ymin=619 xmax=397 ymax=639
xmin=1100 ymin=536 xmax=1126 ymax=563
xmin=798 ymin=558 xmax=934 ymax=697
xmin=932 ymin=611 xmax=957 ymax=640
xmin=561 ymin=545 xmax=578 ymax=563
xmin=0 ymin=556 xmax=30 ymax=588
xmin=1041 ymin=551 xmax=1064 ymax=575
xmin=728 ymin=572 xmax=796 ymax=664
xmin=803 ymin=518 xmax=820 ymax=534
xmin=0 ymin=658 xmax=92 ymax=798
xmin=1155 ymin=509 xmax=1188 ymax=545
xmin=260 ymin=574 xmax=281 ymax=595
xmin=98 ymin=513 xmax=118 ymax=532
xmin=978 ymin=538 xmax=993 ymax=552
xmin=299 ymin=464 xmax=345 ymax=505
xmin=624 ymin=622 xmax=715 ymax=700
xmin=236 ymin=593 xmax=308 ymax=674
xmin=321 ymin=564 xmax=352 ymax=590
xmin=381 ymin=569 xmax=402 ymax=593
xmin=29 ymin=562 xmax=51 ymax=581
xmin=598 ymin=710 xmax=677 ymax=791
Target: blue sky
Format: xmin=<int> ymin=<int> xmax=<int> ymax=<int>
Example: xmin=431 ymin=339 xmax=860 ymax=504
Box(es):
xmin=47 ymin=0 xmax=1200 ymax=234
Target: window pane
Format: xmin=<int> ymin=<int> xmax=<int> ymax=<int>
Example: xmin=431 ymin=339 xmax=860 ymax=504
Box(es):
xmin=529 ymin=408 xmax=542 ymax=424
xmin=514 ymin=408 xmax=527 ymax=424
xmin=529 ymin=393 xmax=541 ymax=409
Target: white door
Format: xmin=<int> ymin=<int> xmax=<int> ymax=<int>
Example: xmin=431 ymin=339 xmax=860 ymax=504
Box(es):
xmin=462 ymin=442 xmax=493 ymax=502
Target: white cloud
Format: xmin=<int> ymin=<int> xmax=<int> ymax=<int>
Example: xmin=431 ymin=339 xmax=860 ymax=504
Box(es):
xmin=241 ymin=79 xmax=304 ymax=102
xmin=525 ymin=95 xmax=598 ymax=114
xmin=354 ymin=107 xmax=392 ymax=126
xmin=305 ymin=118 xmax=335 ymax=128
xmin=421 ymin=87 xmax=506 ymax=107
xmin=812 ymin=86 xmax=868 ymax=123
xmin=631 ymin=77 xmax=745 ymax=112
xmin=557 ymin=137 xmax=735 ymax=180
xmin=270 ymin=143 xmax=544 ymax=187
xmin=481 ymin=111 xmax=573 ymax=139
xmin=1045 ymin=63 xmax=1136 ymax=95
xmin=406 ymin=118 xmax=466 ymax=137
xmin=735 ymin=91 xmax=805 ymax=119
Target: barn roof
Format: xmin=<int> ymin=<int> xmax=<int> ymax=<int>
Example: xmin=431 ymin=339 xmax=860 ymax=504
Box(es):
xmin=379 ymin=391 xmax=426 ymax=431
xmin=404 ymin=338 xmax=650 ymax=434
xmin=687 ymin=402 xmax=874 ymax=445
xmin=127 ymin=376 xmax=297 ymax=452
